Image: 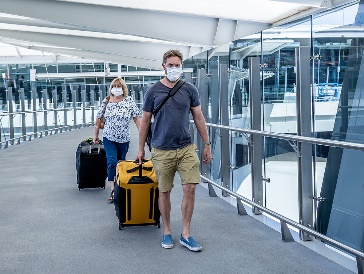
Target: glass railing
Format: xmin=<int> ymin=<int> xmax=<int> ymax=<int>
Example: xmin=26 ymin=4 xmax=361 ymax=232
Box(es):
xmin=192 ymin=121 xmax=364 ymax=272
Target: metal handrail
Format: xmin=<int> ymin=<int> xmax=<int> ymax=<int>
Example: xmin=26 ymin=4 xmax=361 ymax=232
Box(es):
xmin=0 ymin=122 xmax=94 ymax=146
xmin=199 ymin=121 xmax=364 ymax=272
xmin=204 ymin=122 xmax=364 ymax=151
xmin=201 ymin=175 xmax=364 ymax=267
xmin=0 ymin=106 xmax=99 ymax=116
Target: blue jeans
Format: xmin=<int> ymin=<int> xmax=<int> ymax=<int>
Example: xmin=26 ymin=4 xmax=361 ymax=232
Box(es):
xmin=103 ymin=137 xmax=130 ymax=181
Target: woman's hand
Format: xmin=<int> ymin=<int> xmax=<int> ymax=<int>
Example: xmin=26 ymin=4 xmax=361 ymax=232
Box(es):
xmin=93 ymin=136 xmax=100 ymax=144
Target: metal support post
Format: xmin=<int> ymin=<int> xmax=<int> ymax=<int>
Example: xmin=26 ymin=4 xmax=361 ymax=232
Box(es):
xmin=62 ymin=85 xmax=68 ymax=126
xmin=19 ymin=88 xmax=26 ymax=141
xmin=237 ymin=199 xmax=248 ymax=215
xmin=42 ymin=89 xmax=48 ymax=135
xmin=207 ymin=67 xmax=219 ymax=182
xmin=53 ymin=89 xmax=58 ymax=133
xmin=90 ymin=86 xmax=95 ymax=124
xmin=357 ymin=257 xmax=364 ymax=274
xmin=31 ymin=84 xmax=38 ymax=138
xmin=184 ymin=72 xmax=192 ymax=84
xmin=208 ymin=183 xmax=218 ymax=197
xmin=296 ymin=47 xmax=314 ymax=241
xmin=249 ymin=57 xmax=263 ymax=215
xmin=7 ymin=88 xmax=14 ymax=145
xmin=280 ymin=221 xmax=294 ymax=242
xmin=81 ymin=85 xmax=86 ymax=126
xmin=219 ymin=64 xmax=231 ymax=197
xmin=197 ymin=68 xmax=210 ymax=178
xmin=100 ymin=85 xmax=106 ymax=102
xmin=72 ymin=86 xmax=77 ymax=129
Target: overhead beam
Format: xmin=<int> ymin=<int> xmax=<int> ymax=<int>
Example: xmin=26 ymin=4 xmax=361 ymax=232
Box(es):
xmin=0 ymin=54 xmax=96 ymax=65
xmin=0 ymin=42 xmax=163 ymax=69
xmin=35 ymin=70 xmax=165 ymax=79
xmin=0 ymin=0 xmax=270 ymax=46
xmin=272 ymin=0 xmax=352 ymax=26
xmin=270 ymin=0 xmax=324 ymax=6
xmin=27 ymin=45 xmax=164 ymax=70
xmin=0 ymin=28 xmax=203 ymax=66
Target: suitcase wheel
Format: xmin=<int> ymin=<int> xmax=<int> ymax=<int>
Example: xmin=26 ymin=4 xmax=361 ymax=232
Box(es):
xmin=119 ymin=223 xmax=123 ymax=230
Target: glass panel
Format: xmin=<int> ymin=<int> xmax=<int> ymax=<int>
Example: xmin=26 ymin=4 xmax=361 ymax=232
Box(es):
xmin=313 ymin=1 xmax=364 ymax=252
xmin=58 ymin=64 xmax=79 ymax=73
xmin=264 ymin=138 xmax=299 ymax=222
xmin=260 ymin=17 xmax=312 ymax=213
xmin=109 ymin=63 xmax=118 ymax=72
xmin=228 ymin=35 xmax=262 ymax=196
xmin=234 ymin=133 xmax=252 ymax=199
xmin=261 ymin=20 xmax=313 ymax=134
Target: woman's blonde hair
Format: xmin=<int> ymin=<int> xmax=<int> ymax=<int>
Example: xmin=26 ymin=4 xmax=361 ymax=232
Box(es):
xmin=109 ymin=77 xmax=128 ymax=96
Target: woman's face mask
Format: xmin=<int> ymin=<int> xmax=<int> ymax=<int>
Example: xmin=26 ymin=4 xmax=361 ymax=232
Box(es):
xmin=111 ymin=87 xmax=123 ymax=97
xmin=166 ymin=67 xmax=183 ymax=82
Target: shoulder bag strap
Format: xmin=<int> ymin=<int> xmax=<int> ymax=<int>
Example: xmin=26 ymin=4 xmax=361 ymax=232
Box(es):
xmin=153 ymin=80 xmax=185 ymax=116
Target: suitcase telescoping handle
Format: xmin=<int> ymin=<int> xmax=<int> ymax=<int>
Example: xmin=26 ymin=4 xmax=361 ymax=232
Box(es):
xmin=88 ymin=144 xmax=101 ymax=154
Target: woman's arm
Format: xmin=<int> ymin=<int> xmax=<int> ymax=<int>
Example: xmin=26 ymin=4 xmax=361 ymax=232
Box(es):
xmin=133 ymin=116 xmax=141 ymax=130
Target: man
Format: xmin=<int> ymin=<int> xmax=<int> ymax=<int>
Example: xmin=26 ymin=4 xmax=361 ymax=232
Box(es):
xmin=137 ymin=49 xmax=211 ymax=252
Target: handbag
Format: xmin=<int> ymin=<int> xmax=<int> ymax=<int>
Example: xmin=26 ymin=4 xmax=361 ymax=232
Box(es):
xmin=97 ymin=97 xmax=109 ymax=129
xmin=146 ymin=80 xmax=185 ymax=151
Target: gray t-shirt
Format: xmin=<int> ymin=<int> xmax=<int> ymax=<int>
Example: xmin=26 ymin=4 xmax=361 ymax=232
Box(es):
xmin=143 ymin=81 xmax=200 ymax=150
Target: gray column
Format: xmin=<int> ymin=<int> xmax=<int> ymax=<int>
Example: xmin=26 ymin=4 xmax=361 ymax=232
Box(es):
xmin=296 ymin=47 xmax=314 ymax=241
xmin=62 ymin=85 xmax=68 ymax=126
xmin=90 ymin=86 xmax=95 ymax=124
xmin=52 ymin=89 xmax=58 ymax=133
xmin=249 ymin=57 xmax=263 ymax=214
xmin=42 ymin=89 xmax=48 ymax=135
xmin=19 ymin=88 xmax=26 ymax=141
xmin=209 ymin=67 xmax=220 ymax=181
xmin=100 ymin=85 xmax=106 ymax=102
xmin=184 ymin=72 xmax=192 ymax=84
xmin=7 ymin=88 xmax=14 ymax=145
xmin=72 ymin=86 xmax=77 ymax=128
xmin=31 ymin=85 xmax=38 ymax=137
xmin=219 ymin=64 xmax=231 ymax=195
xmin=81 ymin=85 xmax=86 ymax=125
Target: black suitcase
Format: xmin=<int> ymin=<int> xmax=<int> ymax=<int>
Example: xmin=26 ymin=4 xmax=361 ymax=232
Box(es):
xmin=114 ymin=160 xmax=160 ymax=229
xmin=76 ymin=138 xmax=107 ymax=190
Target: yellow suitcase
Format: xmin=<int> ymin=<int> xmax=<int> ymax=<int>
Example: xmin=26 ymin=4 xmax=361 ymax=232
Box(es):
xmin=113 ymin=159 xmax=160 ymax=229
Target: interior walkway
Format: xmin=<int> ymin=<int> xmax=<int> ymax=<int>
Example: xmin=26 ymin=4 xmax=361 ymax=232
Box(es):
xmin=0 ymin=124 xmax=354 ymax=274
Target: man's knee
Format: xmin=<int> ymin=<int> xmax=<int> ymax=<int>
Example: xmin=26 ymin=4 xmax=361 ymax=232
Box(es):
xmin=183 ymin=183 xmax=196 ymax=194
xmin=159 ymin=190 xmax=171 ymax=198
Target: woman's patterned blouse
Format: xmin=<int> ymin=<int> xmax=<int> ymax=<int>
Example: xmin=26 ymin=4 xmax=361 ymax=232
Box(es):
xmin=96 ymin=96 xmax=140 ymax=143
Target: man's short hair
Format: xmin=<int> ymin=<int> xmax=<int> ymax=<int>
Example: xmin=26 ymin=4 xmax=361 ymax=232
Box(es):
xmin=163 ymin=49 xmax=183 ymax=64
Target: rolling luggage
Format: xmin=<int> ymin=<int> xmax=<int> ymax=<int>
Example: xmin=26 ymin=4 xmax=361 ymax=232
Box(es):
xmin=76 ymin=138 xmax=107 ymax=190
xmin=113 ymin=160 xmax=160 ymax=230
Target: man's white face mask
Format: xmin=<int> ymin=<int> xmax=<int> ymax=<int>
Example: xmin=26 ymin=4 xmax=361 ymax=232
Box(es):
xmin=111 ymin=87 xmax=123 ymax=97
xmin=166 ymin=67 xmax=183 ymax=82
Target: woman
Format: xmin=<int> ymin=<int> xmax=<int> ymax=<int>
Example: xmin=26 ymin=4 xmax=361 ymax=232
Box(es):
xmin=94 ymin=77 xmax=140 ymax=202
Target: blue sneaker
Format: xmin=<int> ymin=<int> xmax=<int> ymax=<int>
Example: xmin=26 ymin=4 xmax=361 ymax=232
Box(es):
xmin=179 ymin=235 xmax=202 ymax=251
xmin=161 ymin=234 xmax=174 ymax=249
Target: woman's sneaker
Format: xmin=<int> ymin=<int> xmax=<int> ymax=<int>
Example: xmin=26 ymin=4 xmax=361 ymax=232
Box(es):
xmin=161 ymin=234 xmax=174 ymax=249
xmin=179 ymin=235 xmax=202 ymax=252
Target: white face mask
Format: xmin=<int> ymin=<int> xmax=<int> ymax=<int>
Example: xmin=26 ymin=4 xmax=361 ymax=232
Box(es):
xmin=166 ymin=67 xmax=183 ymax=82
xmin=111 ymin=87 xmax=123 ymax=97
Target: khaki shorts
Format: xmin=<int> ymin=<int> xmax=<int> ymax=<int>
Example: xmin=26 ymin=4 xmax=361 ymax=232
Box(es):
xmin=151 ymin=143 xmax=201 ymax=192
